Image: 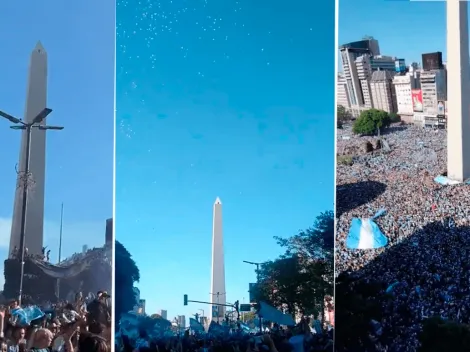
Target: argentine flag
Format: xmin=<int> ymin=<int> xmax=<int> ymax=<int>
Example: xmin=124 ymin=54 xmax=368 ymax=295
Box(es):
xmin=346 ymin=209 xmax=388 ymax=249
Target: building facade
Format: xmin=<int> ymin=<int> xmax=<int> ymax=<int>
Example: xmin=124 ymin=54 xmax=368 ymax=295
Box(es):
xmin=158 ymin=309 xmax=168 ymax=320
xmin=370 ymin=70 xmax=397 ymax=113
xmin=177 ymin=315 xmax=186 ymax=329
xmin=337 ymin=73 xmax=351 ymax=108
xmin=392 ymin=68 xmax=421 ymax=123
xmin=420 ymin=69 xmax=447 ymax=117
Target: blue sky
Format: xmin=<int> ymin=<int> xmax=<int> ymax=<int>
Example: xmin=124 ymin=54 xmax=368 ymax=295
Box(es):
xmin=116 ymin=0 xmax=335 ymax=320
xmin=339 ymin=0 xmax=446 ymax=68
xmin=0 ymin=0 xmax=114 ymax=282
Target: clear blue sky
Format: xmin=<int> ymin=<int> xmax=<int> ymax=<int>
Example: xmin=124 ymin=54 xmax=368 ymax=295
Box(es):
xmin=339 ymin=0 xmax=446 ymax=69
xmin=0 ymin=0 xmax=114 ymax=282
xmin=116 ymin=0 xmax=334 ymax=320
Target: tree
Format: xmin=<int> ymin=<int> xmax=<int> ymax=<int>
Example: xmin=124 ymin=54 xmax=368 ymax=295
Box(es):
xmin=337 ymin=105 xmax=351 ymax=128
xmin=115 ymin=241 xmax=140 ymax=323
xmin=352 ymin=109 xmax=391 ymax=135
xmin=389 ymin=112 xmax=401 ymax=123
xmin=255 ymin=212 xmax=334 ymax=320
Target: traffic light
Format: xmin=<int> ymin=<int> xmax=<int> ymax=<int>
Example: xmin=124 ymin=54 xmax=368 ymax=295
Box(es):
xmin=234 ymin=300 xmax=239 ymax=312
xmin=184 ymin=294 xmax=188 ymax=306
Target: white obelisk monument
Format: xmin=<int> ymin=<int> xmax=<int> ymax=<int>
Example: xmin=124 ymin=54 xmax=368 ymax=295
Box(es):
xmin=447 ymin=0 xmax=470 ymax=182
xmin=9 ymin=42 xmax=48 ymax=257
xmin=210 ymin=197 xmax=226 ymax=323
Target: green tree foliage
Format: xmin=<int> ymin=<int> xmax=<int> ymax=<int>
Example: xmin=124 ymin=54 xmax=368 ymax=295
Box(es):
xmin=419 ymin=317 xmax=470 ymax=351
xmin=352 ymin=109 xmax=391 ymax=135
xmin=337 ymin=105 xmax=351 ymax=128
xmin=254 ymin=211 xmax=334 ymax=319
xmin=389 ymin=112 xmax=401 ymax=123
xmin=115 ymin=241 xmax=140 ymax=323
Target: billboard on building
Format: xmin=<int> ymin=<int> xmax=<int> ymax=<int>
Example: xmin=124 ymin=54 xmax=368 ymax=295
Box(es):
xmin=437 ymin=101 xmax=445 ymax=117
xmin=411 ymin=89 xmax=423 ymax=112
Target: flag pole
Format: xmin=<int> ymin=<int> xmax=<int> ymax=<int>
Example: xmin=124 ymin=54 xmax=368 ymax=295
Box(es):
xmin=56 ymin=203 xmax=64 ymax=300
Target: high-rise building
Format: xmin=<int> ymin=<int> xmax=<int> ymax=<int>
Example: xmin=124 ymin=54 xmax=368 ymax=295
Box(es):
xmin=392 ymin=67 xmax=421 ymax=123
xmin=210 ymin=197 xmax=226 ymax=323
xmin=177 ymin=315 xmax=186 ymax=329
xmin=158 ymin=310 xmax=168 ymax=320
xmin=395 ymin=59 xmax=407 ymax=74
xmin=339 ymin=38 xmax=398 ymax=116
xmin=420 ymin=69 xmax=447 ymax=117
xmin=9 ymin=42 xmax=48 ymax=257
xmin=422 ymin=52 xmax=443 ymax=71
xmin=339 ymin=39 xmax=378 ymax=113
xmin=370 ymin=70 xmax=397 ymax=113
xmin=337 ymin=73 xmax=351 ymax=108
xmin=82 ymin=245 xmax=88 ymax=253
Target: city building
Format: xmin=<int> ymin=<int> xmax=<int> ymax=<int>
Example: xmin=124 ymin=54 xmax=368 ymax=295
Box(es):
xmin=422 ymin=52 xmax=444 ymax=71
xmin=370 ymin=70 xmax=397 ymax=113
xmin=339 ymin=38 xmax=380 ymax=115
xmin=9 ymin=42 xmax=48 ymax=257
xmin=370 ymin=55 xmax=396 ymax=71
xmin=158 ymin=309 xmax=168 ymax=320
xmin=392 ymin=67 xmax=421 ymax=123
xmin=339 ymin=38 xmax=398 ymax=117
xmin=82 ymin=245 xmax=88 ymax=253
xmin=210 ymin=197 xmax=226 ymax=323
xmin=395 ymin=58 xmax=407 ymax=74
xmin=177 ymin=315 xmax=186 ymax=329
xmin=420 ymin=69 xmax=447 ymax=124
xmin=337 ymin=73 xmax=351 ymax=108
xmin=355 ymin=55 xmax=374 ymax=109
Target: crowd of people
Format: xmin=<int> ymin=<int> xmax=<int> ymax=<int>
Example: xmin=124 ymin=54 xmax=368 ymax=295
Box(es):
xmin=118 ymin=319 xmax=333 ymax=352
xmin=336 ymin=123 xmax=470 ymax=351
xmin=0 ymin=291 xmax=111 ymax=352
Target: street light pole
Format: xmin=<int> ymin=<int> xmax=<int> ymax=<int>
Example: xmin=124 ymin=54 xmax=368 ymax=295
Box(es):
xmin=0 ymin=107 xmax=63 ymax=305
xmin=243 ymin=260 xmax=265 ymax=332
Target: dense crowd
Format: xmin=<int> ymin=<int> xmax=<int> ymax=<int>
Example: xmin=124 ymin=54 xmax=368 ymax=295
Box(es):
xmin=0 ymin=291 xmax=111 ymax=352
xmin=336 ymin=124 xmax=470 ymax=351
xmin=119 ymin=324 xmax=333 ymax=352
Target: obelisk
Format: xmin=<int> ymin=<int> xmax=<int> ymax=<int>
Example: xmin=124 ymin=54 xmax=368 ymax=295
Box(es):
xmin=210 ymin=197 xmax=226 ymax=323
xmin=9 ymin=42 xmax=48 ymax=257
xmin=447 ymin=0 xmax=470 ymax=182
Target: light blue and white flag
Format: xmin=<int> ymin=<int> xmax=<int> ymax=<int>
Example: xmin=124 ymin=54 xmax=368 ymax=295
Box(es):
xmin=346 ymin=209 xmax=388 ymax=249
xmin=10 ymin=306 xmax=45 ymax=326
xmin=258 ymin=302 xmax=295 ymax=326
xmin=190 ymin=318 xmax=205 ymax=332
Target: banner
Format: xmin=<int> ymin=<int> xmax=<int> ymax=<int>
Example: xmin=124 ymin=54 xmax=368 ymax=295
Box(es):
xmin=411 ymin=89 xmax=423 ymax=112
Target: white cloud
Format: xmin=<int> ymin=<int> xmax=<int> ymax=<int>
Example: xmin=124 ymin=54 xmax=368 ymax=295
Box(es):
xmin=0 ymin=217 xmax=108 ymax=289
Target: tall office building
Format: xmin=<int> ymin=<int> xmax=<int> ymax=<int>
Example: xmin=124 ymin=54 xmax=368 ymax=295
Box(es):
xmin=420 ymin=69 xmax=447 ymax=116
xmin=422 ymin=52 xmax=444 ymax=71
xmin=339 ymin=39 xmax=378 ymax=112
xmin=210 ymin=197 xmax=226 ymax=323
xmin=370 ymin=70 xmax=397 ymax=113
xmin=393 ymin=67 xmax=421 ymax=123
xmin=9 ymin=42 xmax=48 ymax=257
xmin=158 ymin=310 xmax=168 ymax=320
xmin=337 ymin=73 xmax=351 ymax=108
xmin=177 ymin=315 xmax=186 ymax=329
